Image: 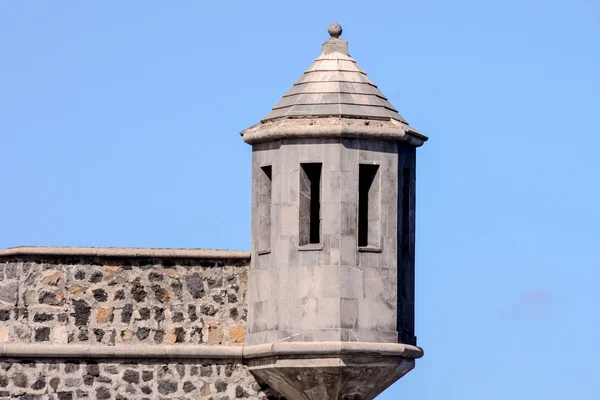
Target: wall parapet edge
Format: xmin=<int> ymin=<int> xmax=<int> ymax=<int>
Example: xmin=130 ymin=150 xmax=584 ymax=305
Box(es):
xmin=0 ymin=246 xmax=251 ymax=260
xmin=0 ymin=342 xmax=423 ymax=360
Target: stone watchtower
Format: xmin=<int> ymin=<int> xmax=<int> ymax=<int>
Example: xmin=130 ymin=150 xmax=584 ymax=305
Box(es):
xmin=241 ymin=24 xmax=428 ymax=399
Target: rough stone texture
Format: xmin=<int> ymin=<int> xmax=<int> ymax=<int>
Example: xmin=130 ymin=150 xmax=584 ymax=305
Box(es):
xmin=0 ymin=358 xmax=282 ymax=399
xmin=241 ymin=116 xmax=427 ymax=147
xmin=0 ymin=257 xmax=248 ymax=346
xmin=0 ymin=255 xmax=285 ymax=399
xmin=248 ymin=138 xmax=416 ymax=346
xmin=249 ymin=355 xmax=414 ymax=400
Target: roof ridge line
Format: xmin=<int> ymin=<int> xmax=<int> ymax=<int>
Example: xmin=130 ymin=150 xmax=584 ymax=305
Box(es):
xmin=281 ymin=92 xmax=389 ymax=99
xmin=271 ymin=103 xmax=399 ymax=111
xmin=303 ymin=70 xmax=367 ymax=75
xmin=291 ymin=80 xmax=379 ymax=87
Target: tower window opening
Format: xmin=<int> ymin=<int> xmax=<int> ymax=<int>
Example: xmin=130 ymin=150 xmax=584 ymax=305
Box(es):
xmin=358 ymin=164 xmax=380 ymax=248
xmin=258 ymin=165 xmax=272 ymax=253
xmin=401 ymin=168 xmax=411 ymax=255
xmin=299 ymin=163 xmax=322 ymax=246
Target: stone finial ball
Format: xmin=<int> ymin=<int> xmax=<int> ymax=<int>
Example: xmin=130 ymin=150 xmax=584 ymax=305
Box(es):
xmin=328 ymin=23 xmax=343 ymax=38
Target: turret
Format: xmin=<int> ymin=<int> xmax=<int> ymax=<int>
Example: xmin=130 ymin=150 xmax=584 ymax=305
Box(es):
xmin=241 ymin=23 xmax=428 ymax=400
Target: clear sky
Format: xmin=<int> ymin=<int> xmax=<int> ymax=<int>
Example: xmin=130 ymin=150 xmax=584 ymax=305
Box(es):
xmin=1 ymin=1 xmax=599 ymax=399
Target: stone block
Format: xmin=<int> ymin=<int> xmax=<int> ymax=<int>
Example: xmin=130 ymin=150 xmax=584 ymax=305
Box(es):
xmin=341 ymin=328 xmax=381 ymax=342
xmin=323 ymin=142 xmax=341 ymax=172
xmin=277 ymin=298 xmax=292 ymax=330
xmin=317 ymin=297 xmax=340 ymax=329
xmin=288 ymin=170 xmax=299 ymax=204
xmin=295 ymin=267 xmax=316 ymax=298
xmin=251 ymin=301 xmax=268 ymax=333
xmin=340 ymin=169 xmax=359 ymax=204
xmin=340 ymin=265 xmax=363 ymax=299
xmin=310 ymin=328 xmax=341 ymax=341
xmin=288 ymin=236 xmax=299 ymax=265
xmin=0 ymin=282 xmax=18 ymax=304
xmin=4 ymin=263 xmax=18 ymax=279
xmin=375 ymin=300 xmax=396 ymax=331
xmin=359 ymin=148 xmax=381 ymax=163
xmin=363 ymin=268 xmax=389 ymax=301
xmin=271 ymin=171 xmax=282 ymax=206
xmin=314 ymin=266 xmax=340 ymax=298
xmin=266 ymin=299 xmax=280 ymax=331
xmin=275 ymin=267 xmax=291 ymax=300
xmin=254 ymin=250 xmax=271 ymax=270
xmin=96 ymin=308 xmax=114 ymax=324
xmin=340 ymin=202 xmax=357 ymax=236
xmin=329 ymin=235 xmax=341 ymax=266
xmin=287 ymin=298 xmax=304 ymax=331
xmin=357 ymin=299 xmax=376 ymax=330
xmin=300 ymin=250 xmax=318 ymax=267
xmin=229 ymin=325 xmax=246 ymax=344
xmin=301 ymin=297 xmax=318 ymax=330
xmin=271 ymin=233 xmax=286 ymax=265
xmin=281 ymin=142 xmax=299 ymax=172
xmin=340 ymin=141 xmax=359 ymax=172
xmin=52 ymin=325 xmax=69 ymax=344
xmin=360 ymin=251 xmax=385 ymax=269
xmin=317 ymin=235 xmax=331 ymax=266
xmin=321 ymin=202 xmax=341 ymax=236
xmin=279 ymin=205 xmax=298 ymax=237
xmin=41 ymin=271 xmax=63 ymax=286
xmin=381 ymin=171 xmax=398 ymax=205
xmin=340 ymin=298 xmax=358 ymax=329
xmin=340 ymin=235 xmax=357 ymax=266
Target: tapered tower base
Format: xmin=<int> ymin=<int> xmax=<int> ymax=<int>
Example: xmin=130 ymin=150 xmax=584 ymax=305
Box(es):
xmin=245 ymin=342 xmax=423 ymax=400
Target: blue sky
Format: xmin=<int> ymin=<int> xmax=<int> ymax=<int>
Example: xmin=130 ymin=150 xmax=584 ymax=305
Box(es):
xmin=1 ymin=1 xmax=599 ymax=398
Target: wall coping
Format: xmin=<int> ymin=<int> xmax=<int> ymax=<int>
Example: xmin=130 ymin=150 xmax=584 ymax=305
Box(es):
xmin=241 ymin=117 xmax=428 ymax=147
xmin=0 ymin=342 xmax=423 ymax=360
xmin=242 ymin=341 xmax=424 ymax=359
xmin=0 ymin=246 xmax=251 ymax=260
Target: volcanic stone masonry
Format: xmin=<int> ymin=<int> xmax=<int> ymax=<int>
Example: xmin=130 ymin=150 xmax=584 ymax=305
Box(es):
xmin=0 ymin=256 xmax=249 ymax=347
xmin=0 ymin=251 xmax=282 ymax=400
xmin=0 ymin=359 xmax=273 ymax=400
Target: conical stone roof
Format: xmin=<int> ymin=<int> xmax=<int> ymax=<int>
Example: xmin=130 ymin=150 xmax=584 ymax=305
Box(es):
xmin=241 ymin=24 xmax=427 ymax=146
xmin=262 ymin=24 xmax=406 ymax=123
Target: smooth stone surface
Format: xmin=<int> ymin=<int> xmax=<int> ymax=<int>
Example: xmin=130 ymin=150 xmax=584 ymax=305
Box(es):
xmin=247 ymin=138 xmax=417 ymax=346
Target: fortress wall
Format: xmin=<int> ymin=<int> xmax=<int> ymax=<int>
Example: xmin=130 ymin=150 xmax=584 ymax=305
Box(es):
xmin=0 ymin=359 xmax=267 ymax=399
xmin=0 ymin=248 xmax=281 ymax=399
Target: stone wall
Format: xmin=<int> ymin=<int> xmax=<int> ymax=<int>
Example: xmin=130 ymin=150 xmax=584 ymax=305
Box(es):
xmin=0 ymin=249 xmax=282 ymax=399
xmin=0 ymin=358 xmax=271 ymax=399
xmin=0 ymin=255 xmax=248 ymax=346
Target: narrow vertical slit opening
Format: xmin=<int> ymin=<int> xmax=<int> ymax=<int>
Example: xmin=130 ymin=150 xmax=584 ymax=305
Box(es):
xmin=258 ymin=165 xmax=272 ymax=253
xmin=299 ymin=163 xmax=322 ymax=246
xmin=401 ymin=168 xmax=411 ymax=255
xmin=358 ymin=164 xmax=380 ymax=248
